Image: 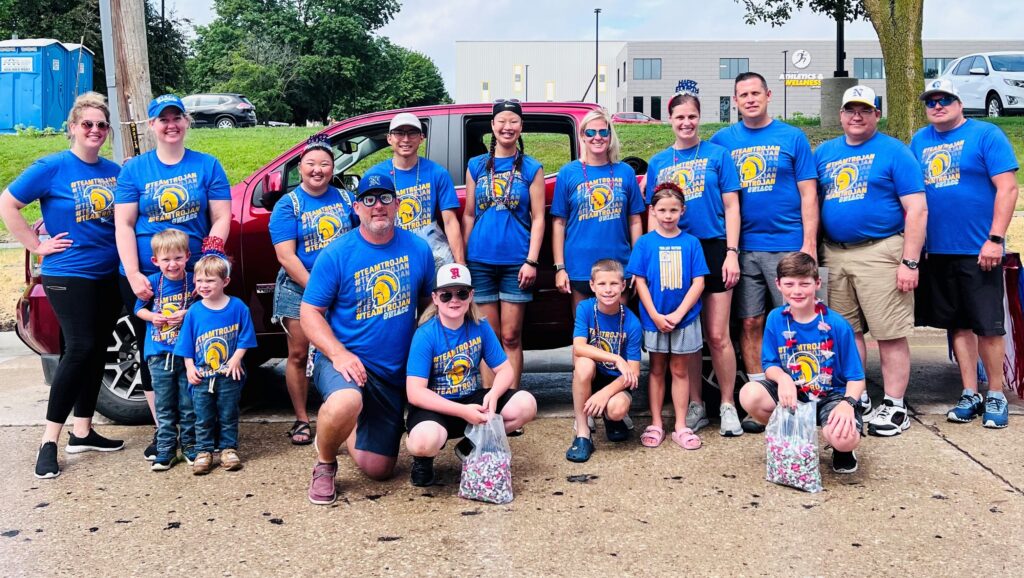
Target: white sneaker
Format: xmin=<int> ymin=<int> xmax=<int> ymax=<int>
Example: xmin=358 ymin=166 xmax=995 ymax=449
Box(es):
xmin=719 ymin=403 xmax=743 ymax=437
xmin=685 ymin=401 xmax=709 ymax=432
xmin=867 ymin=400 xmax=910 ymax=437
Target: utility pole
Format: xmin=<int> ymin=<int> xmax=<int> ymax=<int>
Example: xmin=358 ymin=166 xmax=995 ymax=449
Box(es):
xmin=99 ymin=0 xmax=154 ymax=163
xmin=782 ymin=49 xmax=788 ymax=120
xmin=594 ymin=8 xmax=601 ymax=105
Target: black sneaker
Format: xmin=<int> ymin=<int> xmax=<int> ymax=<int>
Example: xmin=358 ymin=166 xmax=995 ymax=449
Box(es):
xmin=454 ymin=438 xmax=474 ymax=462
xmin=603 ymin=416 xmax=630 ymax=442
xmin=508 ymin=427 xmax=524 ymax=437
xmin=35 ymin=442 xmax=60 ymax=479
xmin=143 ymin=430 xmax=158 ymax=461
xmin=831 ymin=450 xmax=858 ymax=474
xmin=65 ymin=429 xmax=125 ymax=454
xmin=410 ymin=456 xmax=436 ymax=487
xmin=741 ymin=415 xmax=765 ymax=434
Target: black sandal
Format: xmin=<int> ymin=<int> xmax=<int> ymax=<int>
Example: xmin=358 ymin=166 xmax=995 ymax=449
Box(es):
xmin=287 ymin=420 xmax=313 ymax=445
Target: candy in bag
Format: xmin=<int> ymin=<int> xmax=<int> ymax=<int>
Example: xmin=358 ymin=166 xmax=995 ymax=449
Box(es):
xmin=458 ymin=414 xmax=514 ymax=504
xmin=765 ymin=399 xmax=822 ymax=493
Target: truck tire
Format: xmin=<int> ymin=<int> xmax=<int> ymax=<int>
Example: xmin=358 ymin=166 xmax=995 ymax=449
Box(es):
xmin=96 ymin=315 xmax=152 ymax=425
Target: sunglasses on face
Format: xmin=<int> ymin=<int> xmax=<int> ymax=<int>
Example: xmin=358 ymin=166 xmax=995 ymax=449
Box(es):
xmin=437 ymin=288 xmax=471 ymax=303
xmin=80 ymin=120 xmax=110 ymax=130
xmin=359 ymin=192 xmax=395 ymax=207
xmin=389 ymin=129 xmax=422 ymax=139
xmin=925 ymin=95 xmax=958 ymax=108
xmin=584 ymin=128 xmax=610 ymax=138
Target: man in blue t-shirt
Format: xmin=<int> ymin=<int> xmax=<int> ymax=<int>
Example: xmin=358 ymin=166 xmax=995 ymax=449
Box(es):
xmin=710 ymin=72 xmax=819 ymax=421
xmin=369 ymin=112 xmax=463 ymax=269
xmin=300 ymin=171 xmax=434 ymax=505
xmin=816 ymin=85 xmax=927 ymax=438
xmin=910 ymin=79 xmax=1020 ymax=430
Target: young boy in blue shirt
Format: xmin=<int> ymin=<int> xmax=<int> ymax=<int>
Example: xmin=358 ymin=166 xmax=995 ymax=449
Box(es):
xmin=133 ymin=229 xmax=195 ymax=470
xmin=566 ymin=259 xmax=643 ymax=462
xmin=739 ymin=252 xmax=866 ymax=474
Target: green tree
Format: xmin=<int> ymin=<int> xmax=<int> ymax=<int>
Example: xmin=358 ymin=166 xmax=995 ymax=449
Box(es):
xmin=736 ymin=0 xmax=926 ymax=141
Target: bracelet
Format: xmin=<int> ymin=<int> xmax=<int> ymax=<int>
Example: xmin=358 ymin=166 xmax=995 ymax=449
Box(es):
xmin=524 ymin=258 xmax=539 ymax=268
xmin=726 ymin=246 xmax=740 ymax=254
xmin=554 ymin=263 xmax=566 ymax=272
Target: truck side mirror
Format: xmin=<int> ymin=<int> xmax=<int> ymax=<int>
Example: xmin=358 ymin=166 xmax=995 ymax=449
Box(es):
xmin=260 ymin=171 xmax=284 ymax=208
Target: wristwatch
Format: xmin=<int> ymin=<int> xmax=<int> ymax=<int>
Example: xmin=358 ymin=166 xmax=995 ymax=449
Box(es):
xmin=727 ymin=246 xmax=740 ymax=255
xmin=901 ymin=258 xmax=919 ymax=270
xmin=842 ymin=396 xmax=859 ymax=409
xmin=554 ymin=263 xmax=566 ymax=272
xmin=989 ymin=234 xmax=1005 ymax=244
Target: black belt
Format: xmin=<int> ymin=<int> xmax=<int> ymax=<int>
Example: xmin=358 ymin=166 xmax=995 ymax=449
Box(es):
xmin=824 ymin=236 xmax=889 ymax=250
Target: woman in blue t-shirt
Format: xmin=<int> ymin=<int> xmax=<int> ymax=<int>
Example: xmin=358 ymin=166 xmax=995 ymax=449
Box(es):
xmin=552 ymin=108 xmax=645 ymax=313
xmin=114 ymin=94 xmax=232 ymax=458
xmin=0 ymin=92 xmax=125 ymax=478
xmin=462 ymin=99 xmax=545 ymax=393
xmin=269 ymin=136 xmax=355 ymax=445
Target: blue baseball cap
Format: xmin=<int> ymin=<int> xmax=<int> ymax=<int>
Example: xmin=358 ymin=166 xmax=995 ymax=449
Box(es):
xmin=148 ymin=94 xmax=186 ymax=118
xmin=357 ymin=170 xmax=396 ymax=198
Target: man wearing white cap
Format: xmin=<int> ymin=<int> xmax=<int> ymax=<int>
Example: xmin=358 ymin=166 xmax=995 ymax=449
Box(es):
xmin=814 ymin=85 xmax=927 ymax=437
xmin=911 ymin=79 xmax=1020 ymax=429
xmin=370 ymin=112 xmax=464 ymax=269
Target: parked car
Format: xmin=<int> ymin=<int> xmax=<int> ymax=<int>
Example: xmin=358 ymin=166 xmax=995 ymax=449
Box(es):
xmin=181 ymin=93 xmax=258 ymax=128
xmin=612 ymin=112 xmax=662 ymax=124
xmin=938 ymin=52 xmax=1024 ymax=117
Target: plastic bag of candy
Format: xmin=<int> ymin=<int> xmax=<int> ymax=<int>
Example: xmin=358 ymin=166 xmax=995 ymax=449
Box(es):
xmin=765 ymin=399 xmax=822 ymax=493
xmin=458 ymin=414 xmax=514 ymax=504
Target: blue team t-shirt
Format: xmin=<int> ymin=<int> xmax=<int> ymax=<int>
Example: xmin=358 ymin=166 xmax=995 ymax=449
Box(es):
xmin=644 ymin=142 xmax=741 ymax=241
xmin=302 ymin=228 xmax=434 ymax=385
xmin=382 ymin=157 xmax=460 ymax=233
xmin=173 ymin=297 xmax=257 ymax=378
xmin=268 ymin=185 xmax=356 ymax=271
xmin=761 ymin=304 xmax=865 ymax=397
xmin=910 ymin=119 xmax=1020 ymax=255
xmin=134 ymin=272 xmax=193 ymax=357
xmin=7 ymin=150 xmax=120 ymax=279
xmin=815 ymin=132 xmax=924 ymax=244
xmin=625 ymin=230 xmax=709 ymax=332
xmin=709 ymin=120 xmax=816 ymax=251
xmin=572 ymin=298 xmax=643 ymax=377
xmin=115 ymin=149 xmax=231 ymax=275
xmin=551 ymin=160 xmax=646 ymax=281
xmin=406 ymin=317 xmax=507 ymax=400
xmin=466 ymin=153 xmax=543 ymax=265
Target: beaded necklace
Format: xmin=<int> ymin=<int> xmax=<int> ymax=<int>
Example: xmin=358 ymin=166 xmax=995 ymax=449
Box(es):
xmin=592 ymin=301 xmax=625 ymax=368
xmin=156 ymin=272 xmax=192 ymax=370
xmin=389 ymin=157 xmax=421 ymax=195
xmin=780 ymin=300 xmax=835 ymax=399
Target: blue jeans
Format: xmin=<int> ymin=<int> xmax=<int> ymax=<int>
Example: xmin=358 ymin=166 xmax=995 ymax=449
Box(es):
xmin=148 ymin=355 xmax=195 ymax=459
xmin=191 ymin=374 xmax=244 ymax=453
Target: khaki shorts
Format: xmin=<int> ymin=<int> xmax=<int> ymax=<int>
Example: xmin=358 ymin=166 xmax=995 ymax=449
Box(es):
xmin=822 ymin=234 xmax=914 ymax=340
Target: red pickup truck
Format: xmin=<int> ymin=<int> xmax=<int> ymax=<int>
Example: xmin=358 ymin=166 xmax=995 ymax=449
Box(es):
xmin=17 ymin=101 xmax=677 ymax=423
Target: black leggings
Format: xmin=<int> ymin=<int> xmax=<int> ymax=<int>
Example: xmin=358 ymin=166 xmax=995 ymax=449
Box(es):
xmin=42 ymin=275 xmax=122 ymax=423
xmin=118 ymin=275 xmax=152 ymax=391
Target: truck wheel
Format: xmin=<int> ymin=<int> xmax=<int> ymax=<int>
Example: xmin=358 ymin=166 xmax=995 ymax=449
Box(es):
xmin=986 ymin=93 xmax=1003 ymax=117
xmin=96 ymin=315 xmax=152 ymax=425
xmin=698 ymin=342 xmax=749 ymax=417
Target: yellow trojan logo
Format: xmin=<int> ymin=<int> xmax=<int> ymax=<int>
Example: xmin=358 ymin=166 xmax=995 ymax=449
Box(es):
xmin=445 ymin=354 xmax=473 ymax=387
xmin=159 ymin=302 xmax=180 ymax=334
xmin=739 ymin=153 xmax=767 ymax=182
xmin=203 ymin=337 xmax=229 ymax=370
xmin=589 ymin=185 xmax=612 ymax=212
xmin=676 ymin=167 xmax=695 ymax=190
xmin=927 ymin=151 xmax=952 ymax=179
xmin=834 ymin=164 xmax=859 ymax=192
xmin=492 ymin=175 xmax=509 ymax=198
xmin=370 ymin=271 xmax=401 ymax=307
xmin=787 ymin=350 xmax=819 ymax=386
xmin=317 ymin=215 xmax=343 ymax=241
xmin=87 ymin=185 xmax=114 ymax=214
xmin=398 ymin=197 xmax=421 ymax=225
xmin=158 ymin=184 xmax=189 ymax=214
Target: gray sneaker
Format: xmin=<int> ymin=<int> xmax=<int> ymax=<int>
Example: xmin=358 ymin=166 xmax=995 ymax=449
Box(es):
xmin=685 ymin=401 xmax=709 ymax=432
xmin=719 ymin=403 xmax=743 ymax=437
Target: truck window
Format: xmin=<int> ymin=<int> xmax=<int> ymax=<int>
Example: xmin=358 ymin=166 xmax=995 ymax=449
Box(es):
xmin=461 ymin=114 xmax=576 ymax=182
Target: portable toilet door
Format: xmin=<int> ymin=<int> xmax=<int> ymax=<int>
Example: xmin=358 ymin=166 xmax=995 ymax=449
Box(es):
xmin=62 ymin=43 xmax=94 ymax=103
xmin=0 ymin=39 xmax=68 ymax=133
xmin=40 ymin=40 xmax=68 ymax=131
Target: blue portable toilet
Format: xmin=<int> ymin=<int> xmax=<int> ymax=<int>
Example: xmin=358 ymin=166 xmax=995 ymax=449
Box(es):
xmin=0 ymin=38 xmax=70 ymax=133
xmin=62 ymin=43 xmax=94 ymax=103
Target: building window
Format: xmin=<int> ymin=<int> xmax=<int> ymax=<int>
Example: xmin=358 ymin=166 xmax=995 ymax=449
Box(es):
xmin=719 ymin=58 xmax=749 ymax=80
xmin=616 ymin=68 xmax=620 ymax=87
xmin=650 ymin=96 xmax=662 ymax=120
xmin=720 ymin=96 xmax=731 ymax=123
xmin=924 ymin=57 xmax=955 ymax=79
xmin=633 ymin=58 xmax=662 ymax=80
xmin=633 ymin=96 xmax=644 ymax=113
xmin=481 ymin=81 xmax=490 ymax=103
xmin=545 ymin=81 xmax=555 ymax=102
xmin=854 ymin=58 xmax=885 ymax=79
xmin=623 ymin=61 xmax=626 ymax=81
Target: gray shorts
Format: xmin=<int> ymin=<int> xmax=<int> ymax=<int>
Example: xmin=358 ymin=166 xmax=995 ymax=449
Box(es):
xmin=736 ymin=251 xmax=786 ymax=319
xmin=644 ymin=317 xmax=703 ymax=354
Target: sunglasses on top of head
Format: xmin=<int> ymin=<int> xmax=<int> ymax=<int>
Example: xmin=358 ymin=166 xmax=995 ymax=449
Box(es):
xmin=493 ymin=98 xmax=521 ymax=104
xmin=437 ymin=288 xmax=471 ymax=303
xmin=925 ymin=95 xmax=958 ymax=108
xmin=583 ymin=128 xmax=610 ymax=138
xmin=359 ymin=192 xmax=395 ymax=207
xmin=80 ymin=120 xmax=111 ymax=130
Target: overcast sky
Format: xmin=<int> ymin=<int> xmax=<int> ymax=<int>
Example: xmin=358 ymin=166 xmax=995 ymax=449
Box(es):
xmin=168 ymin=0 xmax=1018 ymax=93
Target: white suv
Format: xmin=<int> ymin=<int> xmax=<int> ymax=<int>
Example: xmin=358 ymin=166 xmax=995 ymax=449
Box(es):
xmin=939 ymin=52 xmax=1024 ymax=117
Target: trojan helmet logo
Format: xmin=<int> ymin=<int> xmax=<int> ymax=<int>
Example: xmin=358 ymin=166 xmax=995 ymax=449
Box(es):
xmin=317 ymin=214 xmax=343 ymax=241
xmin=926 ymin=150 xmax=952 ymax=179
xmin=86 ymin=185 xmax=114 ymax=214
xmin=596 ymin=336 xmax=617 ymax=370
xmin=370 ymin=270 xmax=401 ymax=308
xmin=444 ymin=354 xmax=474 ymax=388
xmin=589 ymin=185 xmax=612 ymax=212
xmin=834 ymin=164 xmax=859 ymax=192
xmin=739 ymin=153 xmax=767 ymax=182
xmin=159 ymin=302 xmax=180 ymax=334
xmin=676 ymin=168 xmax=695 ymax=190
xmin=203 ymin=337 xmax=229 ymax=371
xmin=158 ymin=184 xmax=189 ymax=214
xmin=398 ymin=197 xmax=421 ymax=225
xmin=786 ymin=350 xmax=820 ymax=387
xmin=491 ymin=175 xmax=509 ymax=198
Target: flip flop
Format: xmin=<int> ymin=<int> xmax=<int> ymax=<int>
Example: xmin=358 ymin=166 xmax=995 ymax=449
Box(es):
xmin=671 ymin=427 xmax=702 ymax=450
xmin=640 ymin=425 xmax=665 ymax=448
xmin=287 ymin=420 xmax=313 ymax=445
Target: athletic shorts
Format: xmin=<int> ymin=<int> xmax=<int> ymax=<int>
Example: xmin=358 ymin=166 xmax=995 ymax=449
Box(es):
xmin=755 ymin=379 xmax=864 ymax=431
xmin=644 ymin=317 xmax=702 ymax=354
xmin=312 ymin=356 xmax=406 ymax=457
xmin=406 ymin=388 xmax=520 ymax=439
xmin=699 ymin=238 xmax=729 ymax=294
xmin=823 ymin=235 xmax=914 ymax=340
xmin=736 ymin=251 xmax=786 ymax=319
xmin=916 ymin=253 xmax=1006 ymax=336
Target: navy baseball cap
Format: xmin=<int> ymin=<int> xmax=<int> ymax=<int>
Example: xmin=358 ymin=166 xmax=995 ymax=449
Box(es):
xmin=148 ymin=94 xmax=186 ymax=118
xmin=357 ymin=170 xmax=396 ymax=198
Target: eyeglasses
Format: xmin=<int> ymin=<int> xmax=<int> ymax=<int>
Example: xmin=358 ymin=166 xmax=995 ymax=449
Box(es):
xmin=584 ymin=128 xmax=610 ymax=138
xmin=493 ymin=98 xmax=521 ymax=104
xmin=359 ymin=192 xmax=395 ymax=207
xmin=80 ymin=120 xmax=111 ymax=130
xmin=840 ymin=108 xmax=873 ymax=118
xmin=389 ymin=129 xmax=422 ymax=139
xmin=925 ymin=95 xmax=958 ymax=108
xmin=437 ymin=288 xmax=471 ymax=303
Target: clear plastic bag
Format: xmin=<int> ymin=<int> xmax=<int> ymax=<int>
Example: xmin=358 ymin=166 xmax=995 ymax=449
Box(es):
xmin=765 ymin=399 xmax=822 ymax=493
xmin=458 ymin=414 xmax=514 ymax=504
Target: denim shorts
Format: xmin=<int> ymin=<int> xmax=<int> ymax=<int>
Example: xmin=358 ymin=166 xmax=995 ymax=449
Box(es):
xmin=466 ymin=261 xmax=533 ymax=304
xmin=272 ymin=268 xmax=304 ymax=323
xmin=312 ymin=356 xmax=406 ymax=458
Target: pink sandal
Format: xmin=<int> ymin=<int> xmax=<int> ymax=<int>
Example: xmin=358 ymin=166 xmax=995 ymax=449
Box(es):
xmin=640 ymin=425 xmax=664 ymax=448
xmin=671 ymin=427 xmax=702 ymax=450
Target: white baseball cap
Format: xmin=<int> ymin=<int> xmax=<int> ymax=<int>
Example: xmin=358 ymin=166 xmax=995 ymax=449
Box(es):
xmin=841 ymin=85 xmax=877 ymax=109
xmin=389 ymin=112 xmax=423 ymax=132
xmin=435 ymin=263 xmax=472 ymax=290
xmin=919 ymin=78 xmax=961 ymax=101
